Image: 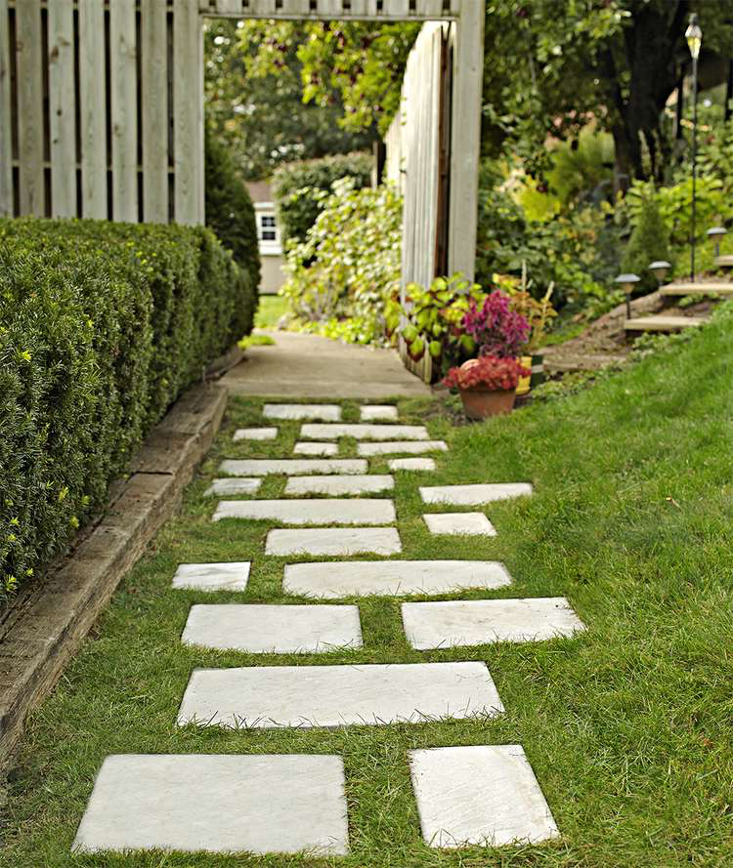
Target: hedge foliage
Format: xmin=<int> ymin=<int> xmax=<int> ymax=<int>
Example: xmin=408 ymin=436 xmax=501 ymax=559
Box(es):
xmin=0 ymin=218 xmax=258 ymax=601
xmin=271 ymin=152 xmax=373 ymax=246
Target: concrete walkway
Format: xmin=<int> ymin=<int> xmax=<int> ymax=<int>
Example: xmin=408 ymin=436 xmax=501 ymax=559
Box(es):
xmin=222 ymin=330 xmax=431 ymax=399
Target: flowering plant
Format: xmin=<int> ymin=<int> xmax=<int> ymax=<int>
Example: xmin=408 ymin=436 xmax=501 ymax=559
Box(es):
xmin=462 ymin=291 xmax=530 ymax=358
xmin=443 ymin=356 xmax=530 ymax=392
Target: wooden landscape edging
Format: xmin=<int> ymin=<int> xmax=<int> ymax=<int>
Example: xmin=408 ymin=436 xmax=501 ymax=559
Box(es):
xmin=0 ymin=381 xmax=228 ymax=771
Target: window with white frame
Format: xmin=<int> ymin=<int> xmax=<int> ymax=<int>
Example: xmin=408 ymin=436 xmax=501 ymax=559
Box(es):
xmin=256 ymin=205 xmax=281 ymax=254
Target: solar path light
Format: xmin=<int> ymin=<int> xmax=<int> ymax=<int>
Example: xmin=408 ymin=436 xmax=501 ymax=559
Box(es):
xmin=614 ymin=273 xmax=640 ymax=319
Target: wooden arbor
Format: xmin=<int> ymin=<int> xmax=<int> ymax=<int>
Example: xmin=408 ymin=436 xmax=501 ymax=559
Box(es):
xmin=0 ymin=0 xmax=484 ymax=280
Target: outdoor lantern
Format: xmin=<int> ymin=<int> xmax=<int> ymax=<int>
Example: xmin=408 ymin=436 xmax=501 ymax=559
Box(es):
xmin=685 ymin=15 xmax=702 ymax=60
xmin=649 ymin=260 xmax=671 ymax=285
xmin=685 ymin=14 xmax=703 ymax=281
xmin=706 ymin=227 xmax=727 ymax=258
xmin=614 ymin=273 xmax=640 ymax=319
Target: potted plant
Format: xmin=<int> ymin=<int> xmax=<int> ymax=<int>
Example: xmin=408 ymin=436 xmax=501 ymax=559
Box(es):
xmin=506 ymin=281 xmax=557 ymax=396
xmin=443 ymin=356 xmax=530 ymax=419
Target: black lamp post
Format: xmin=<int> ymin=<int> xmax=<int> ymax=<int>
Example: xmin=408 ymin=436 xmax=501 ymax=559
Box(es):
xmin=686 ymin=14 xmax=702 ymax=281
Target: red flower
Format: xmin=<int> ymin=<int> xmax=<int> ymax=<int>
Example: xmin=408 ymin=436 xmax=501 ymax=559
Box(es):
xmin=443 ymin=356 xmax=530 ymax=392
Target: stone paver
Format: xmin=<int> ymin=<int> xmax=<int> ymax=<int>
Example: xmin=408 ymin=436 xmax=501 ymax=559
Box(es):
xmin=420 ymin=483 xmax=533 ymax=505
xmin=212 ymin=499 xmax=395 ymax=526
xmin=409 ymin=746 xmax=559 ymax=847
xmin=360 ymin=405 xmax=399 ymax=421
xmin=402 ymin=597 xmax=585 ymax=649
xmin=177 ymin=662 xmax=503 ymax=729
xmin=301 ymin=423 xmax=429 ymax=441
xmin=204 ymin=478 xmax=261 ymax=497
xmin=423 ymin=513 xmax=496 ymax=536
xmin=284 ymin=475 xmax=394 ymax=496
xmin=266 ymin=528 xmax=402 ymax=557
xmin=233 ymin=427 xmax=278 ymax=441
xmin=358 ymin=441 xmax=448 ymax=456
xmin=220 ymin=458 xmax=367 ymax=477
xmin=182 ymin=604 xmax=363 ymax=653
xmin=172 ymin=562 xmax=250 ymax=592
xmin=294 ymin=441 xmax=339 ymax=456
xmin=263 ymin=403 xmax=341 ymax=421
xmin=73 ymin=754 xmax=349 ymax=855
xmin=284 ymin=560 xmax=512 ymax=598
xmin=388 ymin=457 xmax=436 ymax=471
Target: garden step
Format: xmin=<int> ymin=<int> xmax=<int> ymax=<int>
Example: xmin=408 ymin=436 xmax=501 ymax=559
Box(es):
xmin=204 ymin=478 xmax=261 ymax=496
xmin=401 ymin=597 xmax=585 ymax=650
xmin=623 ymin=315 xmax=708 ymax=332
xmin=293 ymin=441 xmax=338 ymax=456
xmin=420 ymin=483 xmax=533 ymax=505
xmin=220 ymin=458 xmax=367 ymax=476
xmin=176 ymin=662 xmax=503 ymax=730
xmin=263 ymin=403 xmax=341 ymax=421
xmin=359 ymin=405 xmax=399 ymax=421
xmin=265 ymin=527 xmax=402 ymax=557
xmin=73 ymin=754 xmax=349 ymax=855
xmin=181 ymin=604 xmax=362 ymax=653
xmin=283 ymin=560 xmax=512 ymax=598
xmin=212 ymin=499 xmax=395 ymax=526
xmin=171 ymin=562 xmax=251 ymax=592
xmin=284 ymin=474 xmax=394 ymax=496
xmin=659 ymin=281 xmax=732 ymax=296
xmin=714 ymin=254 xmax=733 ymax=269
xmin=300 ymin=423 xmax=429 ymax=441
xmin=233 ymin=427 xmax=278 ymax=441
xmin=358 ymin=440 xmax=448 ymax=456
xmin=423 ymin=513 xmax=496 ymax=536
xmin=388 ymin=457 xmax=436 ymax=471
xmin=409 ymin=746 xmax=558 ymax=848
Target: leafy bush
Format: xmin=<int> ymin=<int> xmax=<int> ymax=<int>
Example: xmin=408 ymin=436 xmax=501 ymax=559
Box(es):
xmin=272 ymin=152 xmax=373 ymax=246
xmin=621 ymin=197 xmax=671 ymax=294
xmin=0 ymin=218 xmax=257 ymax=601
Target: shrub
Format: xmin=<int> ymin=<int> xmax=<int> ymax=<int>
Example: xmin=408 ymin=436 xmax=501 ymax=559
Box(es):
xmin=0 ymin=217 xmax=257 ymax=601
xmin=272 ymin=152 xmax=373 ymax=246
xmin=621 ymin=197 xmax=671 ymax=294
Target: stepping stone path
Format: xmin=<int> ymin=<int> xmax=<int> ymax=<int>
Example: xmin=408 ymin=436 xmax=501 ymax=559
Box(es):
xmin=78 ymin=401 xmax=586 ymax=855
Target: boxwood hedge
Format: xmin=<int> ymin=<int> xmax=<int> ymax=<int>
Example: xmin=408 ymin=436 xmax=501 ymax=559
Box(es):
xmin=0 ymin=218 xmax=258 ymax=601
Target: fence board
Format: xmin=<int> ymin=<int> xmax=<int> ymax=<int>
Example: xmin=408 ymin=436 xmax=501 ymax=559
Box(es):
xmin=141 ymin=0 xmax=168 ymax=222
xmin=348 ymin=0 xmax=378 ymax=15
xmin=173 ymin=0 xmax=203 ymax=224
xmin=110 ymin=0 xmax=138 ymax=221
xmin=315 ymin=0 xmax=344 ymax=15
xmin=79 ymin=0 xmax=107 ymax=218
xmin=0 ymin=0 xmax=11 ymax=216
xmin=215 ymin=0 xmax=242 ymax=13
xmin=48 ymin=0 xmax=76 ymax=217
xmin=15 ymin=0 xmax=44 ymax=215
xmin=382 ymin=0 xmax=411 ymax=16
xmin=247 ymin=0 xmax=277 ymax=15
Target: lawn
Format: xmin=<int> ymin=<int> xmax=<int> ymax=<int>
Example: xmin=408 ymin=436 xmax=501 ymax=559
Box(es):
xmin=1 ymin=309 xmax=731 ymax=868
xmin=255 ymin=295 xmax=290 ymax=330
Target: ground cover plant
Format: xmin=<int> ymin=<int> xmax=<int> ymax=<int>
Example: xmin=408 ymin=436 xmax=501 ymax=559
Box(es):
xmin=1 ymin=309 xmax=730 ymax=867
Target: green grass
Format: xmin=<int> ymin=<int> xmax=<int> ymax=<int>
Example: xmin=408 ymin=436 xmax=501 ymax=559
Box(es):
xmin=255 ymin=295 xmax=290 ymax=330
xmin=1 ymin=311 xmax=731 ymax=868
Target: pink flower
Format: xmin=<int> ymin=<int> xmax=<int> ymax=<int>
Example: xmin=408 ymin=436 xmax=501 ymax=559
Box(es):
xmin=462 ymin=291 xmax=530 ymax=358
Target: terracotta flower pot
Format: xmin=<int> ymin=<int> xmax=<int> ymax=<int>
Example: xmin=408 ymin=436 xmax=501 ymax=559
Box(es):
xmin=459 ymin=386 xmax=516 ymax=420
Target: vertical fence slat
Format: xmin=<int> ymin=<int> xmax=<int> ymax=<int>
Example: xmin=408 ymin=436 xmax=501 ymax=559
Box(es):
xmin=348 ymin=1 xmax=378 ymax=16
xmin=0 ymin=0 xmax=11 ymax=216
xmin=173 ymin=0 xmax=203 ymax=224
xmin=382 ymin=0 xmax=411 ymax=17
xmin=48 ymin=0 xmax=77 ymax=217
xmin=215 ymin=0 xmax=243 ymax=13
xmin=421 ymin=0 xmax=445 ymax=16
xmin=79 ymin=0 xmax=107 ymax=218
xmin=141 ymin=0 xmax=168 ymax=222
xmin=315 ymin=0 xmax=345 ymax=16
xmin=247 ymin=0 xmax=277 ymax=15
xmin=15 ymin=0 xmax=44 ymax=215
xmin=110 ymin=0 xmax=138 ymax=221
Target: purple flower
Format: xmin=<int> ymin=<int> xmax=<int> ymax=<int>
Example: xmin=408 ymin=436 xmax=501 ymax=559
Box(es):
xmin=462 ymin=291 xmax=530 ymax=358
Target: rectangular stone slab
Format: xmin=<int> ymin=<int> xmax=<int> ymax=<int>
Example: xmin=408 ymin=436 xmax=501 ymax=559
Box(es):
xmin=72 ymin=754 xmax=349 ymax=855
xmin=388 ymin=458 xmax=436 ymax=471
xmin=409 ymin=745 xmax=559 ymax=847
xmin=294 ymin=441 xmax=338 ymax=456
xmin=233 ymin=427 xmax=278 ymax=441
xmin=266 ymin=528 xmax=402 ymax=557
xmin=220 ymin=459 xmax=367 ymax=477
xmin=358 ymin=441 xmax=447 ymax=456
xmin=423 ymin=513 xmax=496 ymax=536
xmin=300 ymin=423 xmax=429 ymax=441
xmin=284 ymin=475 xmax=394 ymax=496
xmin=263 ymin=403 xmax=341 ymax=421
xmin=283 ymin=560 xmax=512 ymax=599
xmin=402 ymin=597 xmax=585 ymax=649
xmin=212 ymin=499 xmax=395 ymax=525
xmin=360 ymin=405 xmax=398 ymax=421
xmin=420 ymin=483 xmax=533 ymax=505
xmin=177 ymin=662 xmax=503 ymax=729
xmin=172 ymin=562 xmax=250 ymax=592
xmin=182 ymin=604 xmax=363 ymax=653
xmin=204 ymin=478 xmax=261 ymax=497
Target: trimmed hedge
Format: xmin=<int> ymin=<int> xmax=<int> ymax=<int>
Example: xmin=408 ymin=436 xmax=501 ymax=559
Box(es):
xmin=0 ymin=218 xmax=258 ymax=601
xmin=272 ymin=152 xmax=373 ymax=246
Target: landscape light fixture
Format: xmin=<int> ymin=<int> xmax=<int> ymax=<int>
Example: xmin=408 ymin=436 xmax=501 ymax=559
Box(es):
xmin=706 ymin=226 xmax=727 ymax=258
xmin=614 ymin=273 xmax=640 ymax=319
xmin=685 ymin=13 xmax=702 ymax=281
xmin=649 ymin=260 xmax=671 ymax=286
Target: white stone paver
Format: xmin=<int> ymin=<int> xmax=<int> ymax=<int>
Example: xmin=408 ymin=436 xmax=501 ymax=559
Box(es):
xmin=358 ymin=441 xmax=448 ymax=456
xmin=263 ymin=404 xmax=341 ymax=421
xmin=283 ymin=560 xmax=512 ymax=598
xmin=294 ymin=441 xmax=338 ymax=457
xmin=409 ymin=746 xmax=559 ymax=848
xmin=420 ymin=483 xmax=533 ymax=505
xmin=177 ymin=662 xmax=503 ymax=729
xmin=360 ymin=405 xmax=399 ymax=422
xmin=301 ymin=424 xmax=429 ymax=441
xmin=212 ymin=499 xmax=395 ymax=526
xmin=182 ymin=604 xmax=363 ymax=653
xmin=388 ymin=458 xmax=436 ymax=471
xmin=204 ymin=478 xmax=261 ymax=497
xmin=233 ymin=427 xmax=278 ymax=442
xmin=402 ymin=597 xmax=585 ymax=649
xmin=423 ymin=513 xmax=496 ymax=536
xmin=220 ymin=459 xmax=367 ymax=477
xmin=266 ymin=528 xmax=401 ymax=557
xmin=72 ymin=754 xmax=349 ymax=855
xmin=284 ymin=475 xmax=394 ymax=497
xmin=172 ymin=562 xmax=250 ymax=592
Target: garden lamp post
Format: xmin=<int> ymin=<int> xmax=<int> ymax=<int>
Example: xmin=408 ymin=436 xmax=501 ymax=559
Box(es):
xmin=685 ymin=13 xmax=702 ymax=281
xmin=614 ymin=273 xmax=640 ymax=319
xmin=706 ymin=226 xmax=727 ymax=258
xmin=649 ymin=261 xmax=672 ymax=287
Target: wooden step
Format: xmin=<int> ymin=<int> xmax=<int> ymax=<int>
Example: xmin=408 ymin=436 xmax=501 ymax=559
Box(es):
xmin=624 ymin=316 xmax=708 ymax=333
xmin=660 ymin=281 xmax=732 ymax=297
xmin=715 ymin=254 xmax=733 ymax=268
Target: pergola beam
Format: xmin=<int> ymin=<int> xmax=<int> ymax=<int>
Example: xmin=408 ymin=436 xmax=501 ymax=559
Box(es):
xmin=199 ymin=0 xmax=459 ymax=20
